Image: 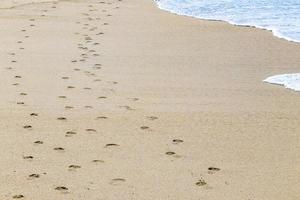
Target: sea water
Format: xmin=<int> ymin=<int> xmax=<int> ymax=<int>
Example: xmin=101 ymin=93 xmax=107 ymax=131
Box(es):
xmin=155 ymin=0 xmax=300 ymax=92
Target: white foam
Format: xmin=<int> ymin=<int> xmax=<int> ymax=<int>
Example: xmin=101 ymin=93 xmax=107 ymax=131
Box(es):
xmin=263 ymin=74 xmax=300 ymax=92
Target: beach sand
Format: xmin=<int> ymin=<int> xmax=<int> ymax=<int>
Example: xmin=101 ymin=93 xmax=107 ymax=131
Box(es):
xmin=0 ymin=0 xmax=299 ymax=199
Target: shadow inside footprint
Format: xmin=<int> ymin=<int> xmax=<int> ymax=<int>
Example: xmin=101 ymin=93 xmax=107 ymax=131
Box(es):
xmin=68 ymin=165 xmax=81 ymax=171
xmin=208 ymin=167 xmax=221 ymax=174
xmin=28 ymin=173 xmax=40 ymax=179
xmin=147 ymin=116 xmax=158 ymax=121
xmin=166 ymin=151 xmax=176 ymax=156
xmin=23 ymin=155 xmax=34 ymax=160
xmin=96 ymin=116 xmax=107 ymax=120
xmin=105 ymin=143 xmax=119 ymax=148
xmin=13 ymin=195 xmax=24 ymax=199
xmin=34 ymin=141 xmax=43 ymax=145
xmin=55 ymin=186 xmax=69 ymax=193
xmin=57 ymin=117 xmax=67 ymax=121
xmin=23 ymin=125 xmax=32 ymax=129
xmin=196 ymin=178 xmax=207 ymax=187
xmin=172 ymin=139 xmax=184 ymax=144
xmin=110 ymin=178 xmax=126 ymax=185
xmin=53 ymin=147 xmax=65 ymax=151
xmin=65 ymin=131 xmax=77 ymax=137
xmin=92 ymin=159 xmax=104 ymax=163
xmin=86 ymin=129 xmax=97 ymax=133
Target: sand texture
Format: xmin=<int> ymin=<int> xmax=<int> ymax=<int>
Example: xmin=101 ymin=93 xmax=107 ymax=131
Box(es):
xmin=0 ymin=0 xmax=299 ymax=199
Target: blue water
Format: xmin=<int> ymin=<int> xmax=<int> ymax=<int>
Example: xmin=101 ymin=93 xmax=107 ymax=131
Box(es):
xmin=155 ymin=0 xmax=300 ymax=43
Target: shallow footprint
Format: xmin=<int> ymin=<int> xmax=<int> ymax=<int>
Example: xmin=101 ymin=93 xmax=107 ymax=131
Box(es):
xmin=195 ymin=178 xmax=207 ymax=187
xmin=172 ymin=139 xmax=184 ymax=144
xmin=105 ymin=143 xmax=119 ymax=148
xmin=53 ymin=147 xmax=65 ymax=152
xmin=95 ymin=116 xmax=107 ymax=120
xmin=23 ymin=125 xmax=32 ymax=129
xmin=68 ymin=165 xmax=81 ymax=171
xmin=65 ymin=131 xmax=77 ymax=137
xmin=147 ymin=116 xmax=158 ymax=121
xmin=34 ymin=141 xmax=43 ymax=145
xmin=13 ymin=195 xmax=24 ymax=199
xmin=23 ymin=155 xmax=34 ymax=160
xmin=92 ymin=159 xmax=104 ymax=163
xmin=208 ymin=167 xmax=221 ymax=174
xmin=110 ymin=178 xmax=126 ymax=185
xmin=28 ymin=173 xmax=40 ymax=179
xmin=55 ymin=186 xmax=69 ymax=193
xmin=57 ymin=117 xmax=67 ymax=121
xmin=140 ymin=126 xmax=150 ymax=130
xmin=30 ymin=113 xmax=38 ymax=116
xmin=86 ymin=129 xmax=97 ymax=133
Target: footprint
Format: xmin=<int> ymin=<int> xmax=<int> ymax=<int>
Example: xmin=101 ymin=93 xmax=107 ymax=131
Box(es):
xmin=105 ymin=143 xmax=119 ymax=148
xmin=68 ymin=165 xmax=81 ymax=170
xmin=65 ymin=131 xmax=77 ymax=137
xmin=13 ymin=195 xmax=24 ymax=199
xmin=23 ymin=155 xmax=34 ymax=160
xmin=140 ymin=126 xmax=150 ymax=130
xmin=57 ymin=117 xmax=67 ymax=121
xmin=165 ymin=151 xmax=176 ymax=156
xmin=92 ymin=159 xmax=104 ymax=163
xmin=53 ymin=147 xmax=65 ymax=151
xmin=55 ymin=186 xmax=68 ymax=192
xmin=119 ymin=106 xmax=134 ymax=111
xmin=195 ymin=178 xmax=207 ymax=187
xmin=128 ymin=97 xmax=139 ymax=101
xmin=172 ymin=139 xmax=184 ymax=144
xmin=34 ymin=141 xmax=43 ymax=145
xmin=95 ymin=116 xmax=107 ymax=120
xmin=86 ymin=129 xmax=97 ymax=133
xmin=147 ymin=116 xmax=158 ymax=121
xmin=110 ymin=178 xmax=126 ymax=185
xmin=208 ymin=167 xmax=221 ymax=174
xmin=23 ymin=125 xmax=32 ymax=129
xmin=28 ymin=173 xmax=40 ymax=179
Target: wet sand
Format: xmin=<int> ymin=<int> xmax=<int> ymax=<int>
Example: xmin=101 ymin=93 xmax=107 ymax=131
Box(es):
xmin=0 ymin=0 xmax=299 ymax=199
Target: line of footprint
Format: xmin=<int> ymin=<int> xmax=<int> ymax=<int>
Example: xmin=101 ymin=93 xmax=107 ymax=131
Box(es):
xmin=6 ymin=0 xmax=222 ymax=199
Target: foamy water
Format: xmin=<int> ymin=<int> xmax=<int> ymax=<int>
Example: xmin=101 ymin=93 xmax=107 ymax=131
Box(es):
xmin=155 ymin=0 xmax=300 ymax=43
xmin=264 ymin=74 xmax=300 ymax=92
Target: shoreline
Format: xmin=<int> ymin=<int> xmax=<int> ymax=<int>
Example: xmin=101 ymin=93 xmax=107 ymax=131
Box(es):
xmin=155 ymin=0 xmax=300 ymax=44
xmin=0 ymin=0 xmax=299 ymax=199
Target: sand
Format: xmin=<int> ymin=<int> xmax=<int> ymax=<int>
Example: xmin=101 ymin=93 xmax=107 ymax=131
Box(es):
xmin=0 ymin=0 xmax=299 ymax=199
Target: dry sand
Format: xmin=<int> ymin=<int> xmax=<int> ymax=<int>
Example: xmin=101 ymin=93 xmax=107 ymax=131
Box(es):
xmin=0 ymin=0 xmax=299 ymax=199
